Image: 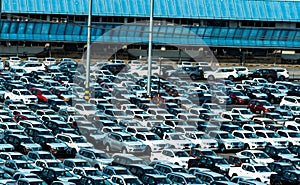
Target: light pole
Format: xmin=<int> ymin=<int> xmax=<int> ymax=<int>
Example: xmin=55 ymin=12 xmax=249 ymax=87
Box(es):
xmin=146 ymin=0 xmax=154 ymax=97
xmin=84 ymin=0 xmax=92 ymax=100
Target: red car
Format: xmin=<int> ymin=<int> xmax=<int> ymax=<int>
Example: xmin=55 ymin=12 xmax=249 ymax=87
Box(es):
xmin=247 ymin=99 xmax=275 ymax=114
xmin=229 ymin=90 xmax=250 ymax=105
xmin=29 ymin=88 xmax=57 ymax=103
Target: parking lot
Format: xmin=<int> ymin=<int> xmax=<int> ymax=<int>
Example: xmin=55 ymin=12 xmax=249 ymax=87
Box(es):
xmin=0 ymin=57 xmax=299 ymax=185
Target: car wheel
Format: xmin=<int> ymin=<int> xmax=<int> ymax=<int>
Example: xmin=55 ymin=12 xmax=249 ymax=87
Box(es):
xmin=144 ymin=146 xmax=151 ymax=155
xmin=270 ymin=98 xmax=275 ymax=104
xmin=121 ymin=148 xmax=127 ymax=154
xmin=219 ymin=145 xmax=226 ymax=153
xmin=208 ymin=75 xmax=215 ymax=81
xmin=256 ymin=178 xmax=261 ymax=182
xmin=274 ymin=181 xmax=282 ymax=185
xmin=105 ymin=144 xmax=111 ymax=152
xmin=279 ymin=76 xmax=285 ymax=81
xmin=268 ymin=77 xmax=274 ymax=83
xmin=228 ymin=75 xmax=234 ymax=81
xmin=190 ymin=74 xmax=197 ymax=81
xmin=244 ymin=144 xmax=250 ymax=150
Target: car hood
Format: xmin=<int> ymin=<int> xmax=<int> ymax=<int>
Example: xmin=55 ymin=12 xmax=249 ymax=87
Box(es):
xmin=46 ymin=143 xmax=68 ymax=149
xmin=215 ymin=164 xmax=232 ymax=171
xmin=0 ymin=144 xmax=14 ymax=149
xmin=57 ymin=177 xmax=79 ymax=182
xmin=76 ymin=142 xmax=94 ymax=148
xmin=221 ymin=139 xmax=240 ymax=143
xmin=96 ymin=158 xmax=113 ymax=164
xmin=254 ymin=158 xmax=274 ymax=165
xmin=124 ymin=141 xmax=144 ymax=146
xmin=264 ymin=106 xmax=275 ymax=110
xmin=252 ymin=93 xmax=268 ymax=98
xmin=0 ymin=179 xmax=16 ymax=185
xmin=271 ymin=93 xmax=285 ymax=97
xmin=237 ymin=96 xmax=250 ymax=100
xmin=21 ymin=143 xmax=41 ymax=150
xmin=43 ymin=95 xmax=58 ymax=99
xmin=278 ymin=153 xmax=297 ymax=159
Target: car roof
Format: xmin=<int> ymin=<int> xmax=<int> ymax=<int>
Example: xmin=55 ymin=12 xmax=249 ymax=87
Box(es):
xmin=196 ymin=171 xmax=224 ymax=177
xmin=168 ymin=172 xmax=195 ymax=177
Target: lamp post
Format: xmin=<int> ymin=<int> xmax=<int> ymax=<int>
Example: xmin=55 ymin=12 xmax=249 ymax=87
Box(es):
xmin=84 ymin=0 xmax=92 ymax=100
xmin=146 ymin=0 xmax=154 ymax=97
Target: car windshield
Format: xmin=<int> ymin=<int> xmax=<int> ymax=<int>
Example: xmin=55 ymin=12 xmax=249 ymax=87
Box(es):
xmin=266 ymin=132 xmax=281 ymax=138
xmin=45 ymin=138 xmax=62 ymax=143
xmin=0 ymin=172 xmax=10 ymax=179
xmin=172 ymin=167 xmax=187 ymax=173
xmin=278 ymin=148 xmax=292 ymax=154
xmin=39 ymin=154 xmax=54 ymax=159
xmin=122 ymin=136 xmax=138 ymax=142
xmin=85 ymin=169 xmax=102 ymax=176
xmin=55 ymin=170 xmax=73 ymax=177
xmin=288 ymin=132 xmax=300 ymax=138
xmin=124 ymin=178 xmax=143 ymax=185
xmin=240 ymin=109 xmax=252 ymax=114
xmin=244 ymin=133 xmax=259 ymax=139
xmin=11 ymin=154 xmax=27 ymax=160
xmin=219 ymin=133 xmax=235 ymax=139
xmin=174 ymin=151 xmax=189 ymax=157
xmin=72 ymin=137 xmax=87 ymax=143
xmin=41 ymin=162 xmax=59 ymax=169
xmin=20 ymin=138 xmax=34 ymax=144
xmin=74 ymin=161 xmax=90 ymax=167
xmin=145 ymin=134 xmax=161 ymax=140
xmin=85 ymin=105 xmax=97 ymax=111
xmin=186 ymin=177 xmax=202 ymax=184
xmin=95 ymin=152 xmax=110 ymax=159
xmin=156 ymin=177 xmax=172 ymax=184
xmin=170 ymin=134 xmax=186 ymax=140
xmin=17 ymin=162 xmax=35 ymax=169
xmin=254 ymin=166 xmax=271 ymax=172
xmin=19 ymin=91 xmax=32 ymax=95
xmin=215 ymin=158 xmax=229 ymax=164
xmin=115 ymin=169 xmax=130 ymax=175
xmin=195 ymin=133 xmax=210 ymax=139
xmin=254 ymin=152 xmax=269 ymax=159
xmin=215 ymin=176 xmax=229 ymax=181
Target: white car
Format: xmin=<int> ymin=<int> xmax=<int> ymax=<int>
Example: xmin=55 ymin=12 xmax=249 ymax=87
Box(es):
xmin=231 ymin=108 xmax=255 ymax=120
xmin=277 ymin=130 xmax=300 ymax=146
xmin=55 ymin=133 xmax=94 ymax=154
xmin=280 ymin=96 xmax=300 ymax=107
xmin=75 ymin=148 xmax=113 ymax=170
xmin=185 ymin=132 xmax=218 ymax=150
xmin=228 ymin=163 xmax=275 ymax=184
xmin=255 ymin=130 xmax=288 ymax=147
xmin=135 ymin=132 xmax=168 ymax=154
xmin=232 ymin=130 xmax=266 ymax=150
xmin=236 ymin=150 xmax=274 ymax=165
xmin=74 ymin=103 xmax=98 ymax=116
xmin=150 ymin=149 xmax=193 ymax=168
xmin=204 ymin=67 xmax=238 ymax=81
xmin=162 ymin=133 xmax=195 ymax=151
xmin=274 ymin=68 xmax=289 ymax=81
xmin=4 ymin=89 xmax=38 ymax=104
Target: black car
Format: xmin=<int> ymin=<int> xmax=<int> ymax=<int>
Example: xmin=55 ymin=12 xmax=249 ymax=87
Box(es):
xmin=33 ymin=135 xmax=69 ymax=157
xmin=4 ymin=134 xmax=41 ymax=154
xmin=126 ymin=164 xmax=159 ymax=180
xmin=268 ymin=162 xmax=296 ymax=175
xmin=261 ymin=88 xmax=284 ymax=104
xmin=150 ymin=125 xmax=174 ymax=139
xmin=289 ymin=145 xmax=300 ymax=157
xmin=197 ymin=155 xmax=231 ymax=175
xmin=40 ymin=167 xmax=80 ymax=184
xmin=79 ymin=176 xmax=111 ymax=185
xmin=249 ymin=68 xmax=277 ymax=82
xmin=270 ymin=170 xmax=300 ymax=185
xmin=264 ymin=145 xmax=294 ymax=160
